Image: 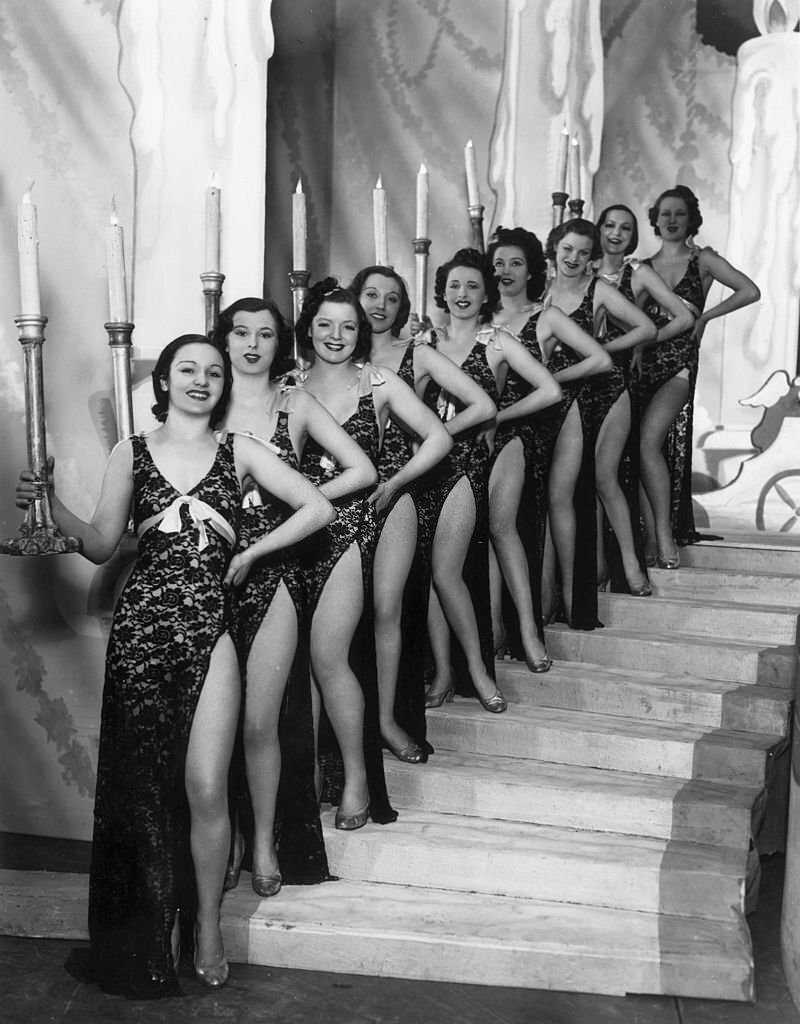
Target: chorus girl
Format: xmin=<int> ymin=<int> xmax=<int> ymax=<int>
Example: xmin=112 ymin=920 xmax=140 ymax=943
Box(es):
xmin=295 ymin=279 xmax=451 ymax=828
xmin=351 ymin=264 xmax=492 ymax=761
xmin=420 ymin=248 xmax=561 ymax=711
xmin=214 ymin=297 xmax=376 ymax=894
xmin=543 ymin=218 xmax=653 ymax=626
xmin=594 ymin=204 xmax=695 ymax=589
xmin=637 ymin=185 xmax=760 ymax=565
xmin=16 ymin=334 xmax=333 ymax=998
xmin=488 ymin=226 xmax=603 ymax=668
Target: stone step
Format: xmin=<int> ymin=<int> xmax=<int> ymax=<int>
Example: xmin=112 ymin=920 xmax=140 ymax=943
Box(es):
xmin=0 ymin=868 xmax=754 ymax=1001
xmin=596 ymin=592 xmax=798 ymax=646
xmin=425 ymin=701 xmax=784 ymax=787
xmin=384 ymin=751 xmax=762 ymax=847
xmin=649 ymin=566 xmax=800 ymax=608
xmin=681 ymin=540 xmax=800 ymax=575
xmin=543 ymin=623 xmax=795 ymax=689
xmin=494 ymin=659 xmax=790 ymax=735
xmin=322 ymin=810 xmax=746 ymax=920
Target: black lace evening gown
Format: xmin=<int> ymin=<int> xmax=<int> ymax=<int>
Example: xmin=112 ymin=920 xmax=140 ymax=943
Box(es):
xmin=228 ymin=385 xmax=329 ymax=885
xmin=299 ymin=365 xmax=397 ymax=824
xmin=638 ymin=250 xmax=706 ymax=545
xmin=415 ymin=328 xmax=499 ymax=697
xmin=66 ymin=433 xmax=240 ymax=999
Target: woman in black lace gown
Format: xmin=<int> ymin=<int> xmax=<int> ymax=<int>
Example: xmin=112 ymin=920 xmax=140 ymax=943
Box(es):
xmin=594 ymin=204 xmax=695 ymax=590
xmin=418 ymin=248 xmax=561 ymax=711
xmin=637 ymin=186 xmax=760 ymax=565
xmin=214 ymin=298 xmax=376 ymax=895
xmin=542 ymin=219 xmax=653 ymax=627
xmin=295 ymin=279 xmax=449 ymax=828
xmin=487 ymin=226 xmax=599 ymax=667
xmin=351 ymin=265 xmax=492 ymax=762
xmin=16 ymin=335 xmax=333 ymax=999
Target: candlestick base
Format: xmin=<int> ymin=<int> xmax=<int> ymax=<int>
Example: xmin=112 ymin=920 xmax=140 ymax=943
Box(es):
xmin=0 ymin=517 xmax=82 ymax=557
xmin=201 ymin=271 xmax=226 ymax=335
xmin=468 ymin=204 xmax=485 ymax=253
xmin=551 ymin=192 xmax=569 ymax=229
xmin=567 ymin=198 xmax=585 ymax=219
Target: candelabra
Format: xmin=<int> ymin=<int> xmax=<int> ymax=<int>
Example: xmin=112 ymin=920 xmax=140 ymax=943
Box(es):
xmin=413 ymin=236 xmax=432 ymax=322
xmin=200 ymin=270 xmax=225 ymax=335
xmin=468 ymin=203 xmax=485 ymax=253
xmin=1 ymin=314 xmax=82 ymax=555
xmin=288 ymin=268 xmax=311 ymax=374
xmin=105 ymin=321 xmax=135 ymax=441
xmin=551 ymin=191 xmax=568 ymax=228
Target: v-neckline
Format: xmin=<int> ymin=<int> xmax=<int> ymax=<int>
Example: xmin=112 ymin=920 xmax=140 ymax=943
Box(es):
xmin=143 ymin=436 xmax=221 ymax=498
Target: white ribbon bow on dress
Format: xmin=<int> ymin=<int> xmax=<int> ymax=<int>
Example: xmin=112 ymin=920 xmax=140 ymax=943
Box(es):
xmin=138 ymin=495 xmax=236 ymax=551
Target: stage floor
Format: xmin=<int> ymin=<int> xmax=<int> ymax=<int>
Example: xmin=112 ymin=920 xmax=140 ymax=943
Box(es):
xmin=1 ymin=832 xmax=798 ymax=1023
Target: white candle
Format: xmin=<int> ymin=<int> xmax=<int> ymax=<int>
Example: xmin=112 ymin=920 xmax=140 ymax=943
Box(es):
xmin=464 ymin=139 xmax=480 ymax=208
xmin=292 ymin=178 xmax=307 ymax=272
xmin=17 ymin=182 xmax=41 ymax=315
xmin=569 ymin=135 xmax=581 ymax=202
xmin=373 ymin=175 xmax=388 ymax=265
xmin=556 ymin=123 xmax=569 ymax=194
xmin=415 ymin=162 xmax=429 ymax=239
xmin=205 ymin=177 xmax=221 ymax=272
xmin=107 ymin=200 xmax=128 ymax=323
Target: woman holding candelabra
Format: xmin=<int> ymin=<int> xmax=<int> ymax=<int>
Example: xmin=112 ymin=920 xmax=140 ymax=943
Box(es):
xmin=488 ymin=225 xmax=602 ymax=668
xmin=295 ymin=279 xmax=450 ymax=828
xmin=419 ymin=248 xmax=561 ymax=711
xmin=214 ymin=297 xmax=376 ymax=895
xmin=637 ymin=185 xmax=760 ymax=565
xmin=593 ymin=204 xmax=695 ymax=589
xmin=542 ymin=218 xmax=653 ymax=626
xmin=351 ymin=264 xmax=492 ymax=761
xmin=16 ymin=334 xmax=333 ymax=998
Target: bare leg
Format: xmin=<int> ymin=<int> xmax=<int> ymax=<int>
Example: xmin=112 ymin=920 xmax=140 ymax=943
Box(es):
xmin=548 ymin=403 xmax=584 ymax=620
xmin=185 ymin=633 xmax=240 ymax=968
xmin=541 ymin=519 xmax=559 ymax=624
xmin=372 ymin=494 xmax=419 ymax=754
xmin=489 ymin=545 xmax=506 ymax=654
xmin=243 ymin=582 xmax=297 ymax=878
xmin=310 ymin=544 xmax=368 ymax=817
xmin=426 ymin=584 xmax=454 ymax=699
xmin=429 ymin=476 xmax=497 ymax=703
xmin=639 ymin=376 xmax=690 ymax=563
xmin=595 ymin=392 xmax=649 ymax=589
xmin=489 ymin=437 xmax=548 ymax=665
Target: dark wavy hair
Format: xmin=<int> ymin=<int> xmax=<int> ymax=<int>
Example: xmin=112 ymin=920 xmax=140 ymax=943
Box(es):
xmin=648 ymin=185 xmax=703 ymax=237
xmin=545 ymin=218 xmax=602 ymax=263
xmin=486 ymin=225 xmax=547 ymax=302
xmin=211 ymin=296 xmax=294 ymax=379
xmin=295 ymin=277 xmax=372 ymax=362
xmin=433 ymin=248 xmax=497 ymax=323
xmin=150 ymin=334 xmax=232 ymax=428
xmin=349 ymin=265 xmax=411 ymax=337
xmin=595 ymin=204 xmax=639 ymax=255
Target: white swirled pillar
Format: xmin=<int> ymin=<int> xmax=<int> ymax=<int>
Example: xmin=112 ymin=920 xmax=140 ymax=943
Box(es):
xmin=712 ymin=0 xmax=800 ymax=434
xmin=488 ymin=0 xmax=603 ymax=239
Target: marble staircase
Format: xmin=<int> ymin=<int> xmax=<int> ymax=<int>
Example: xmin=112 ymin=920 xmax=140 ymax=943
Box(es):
xmin=0 ymin=536 xmax=797 ymax=1001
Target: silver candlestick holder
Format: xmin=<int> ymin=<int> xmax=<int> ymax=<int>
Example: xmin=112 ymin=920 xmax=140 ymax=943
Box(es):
xmin=201 ymin=270 xmax=225 ymax=335
xmin=1 ymin=314 xmax=82 ymax=556
xmin=468 ymin=203 xmax=485 ymax=253
xmin=288 ymin=268 xmax=311 ymax=375
xmin=105 ymin=321 xmax=135 ymax=441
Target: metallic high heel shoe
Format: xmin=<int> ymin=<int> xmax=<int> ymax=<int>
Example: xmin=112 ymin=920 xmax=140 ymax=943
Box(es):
xmin=193 ymin=929 xmax=229 ymax=989
xmin=424 ymin=685 xmax=454 ymax=709
xmin=252 ymin=869 xmax=282 ymax=898
xmin=334 ymin=802 xmax=370 ymax=831
xmin=656 ymin=554 xmax=680 ymax=569
xmin=383 ymin=737 xmax=425 ymax=763
xmin=478 ymin=688 xmax=507 ymax=713
xmin=628 ymin=581 xmax=653 ymax=596
xmin=526 ymin=655 xmax=553 ymax=674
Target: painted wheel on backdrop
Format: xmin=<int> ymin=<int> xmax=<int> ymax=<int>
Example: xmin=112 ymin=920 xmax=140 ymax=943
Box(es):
xmin=755 ymin=470 xmax=800 ymax=533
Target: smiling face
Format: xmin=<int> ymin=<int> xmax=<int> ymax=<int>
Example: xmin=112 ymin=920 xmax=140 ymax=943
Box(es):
xmin=445 ymin=264 xmax=486 ymax=318
xmin=164 ymin=341 xmax=226 ymax=415
xmin=492 ymin=245 xmax=530 ymax=300
xmin=554 ymin=232 xmax=594 ymax=279
xmin=655 ymin=196 xmax=690 ymax=242
xmin=599 ymin=208 xmax=636 ymax=257
xmin=358 ymin=272 xmax=403 ymax=335
xmin=226 ymin=309 xmax=280 ymax=376
xmin=311 ymin=299 xmax=361 ymax=364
